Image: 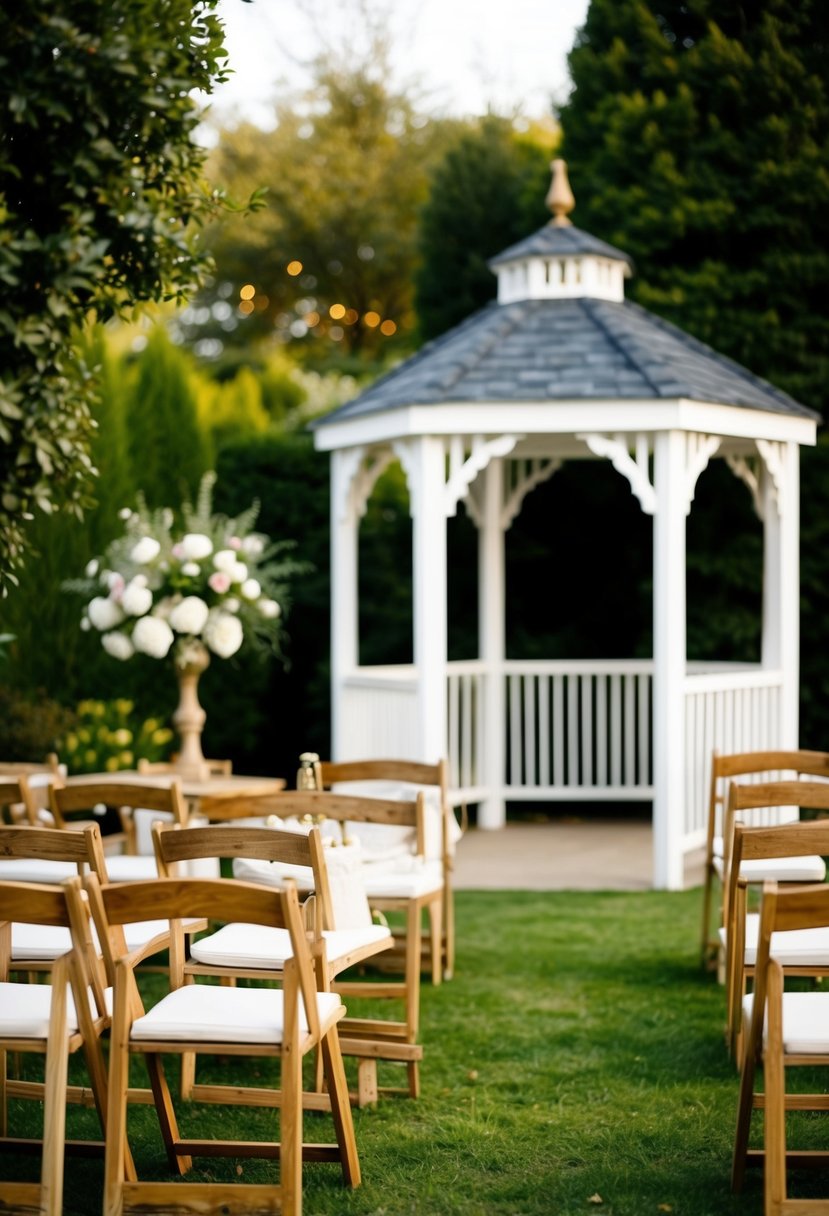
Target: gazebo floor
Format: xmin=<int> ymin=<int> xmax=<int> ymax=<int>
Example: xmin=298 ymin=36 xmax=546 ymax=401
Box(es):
xmin=453 ymin=818 xmax=705 ymax=892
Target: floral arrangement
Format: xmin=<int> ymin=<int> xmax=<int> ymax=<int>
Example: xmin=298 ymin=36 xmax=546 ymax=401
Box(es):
xmin=58 ymin=699 xmax=174 ymax=775
xmin=67 ymin=472 xmax=302 ymax=668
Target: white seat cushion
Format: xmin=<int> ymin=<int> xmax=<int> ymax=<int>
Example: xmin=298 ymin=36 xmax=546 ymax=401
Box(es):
xmin=104 ymin=855 xmax=158 ymax=881
xmin=0 ymin=980 xmax=111 ymax=1037
xmin=233 ymin=842 xmax=373 ymax=930
xmin=0 ymin=859 xmax=77 ymax=883
xmin=361 ymin=858 xmax=444 ymax=899
xmin=130 ymin=982 xmax=342 ymax=1043
xmin=734 ymin=912 xmax=829 ymax=966
xmin=190 ymin=922 xmax=391 ymax=970
xmin=712 ymin=854 xmax=826 ymax=883
xmin=743 ymin=990 xmax=829 ymax=1053
xmin=11 ymin=917 xmax=200 ymax=962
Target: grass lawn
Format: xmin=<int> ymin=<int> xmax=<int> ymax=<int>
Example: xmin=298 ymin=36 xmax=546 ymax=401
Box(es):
xmin=2 ymin=888 xmax=808 ymax=1214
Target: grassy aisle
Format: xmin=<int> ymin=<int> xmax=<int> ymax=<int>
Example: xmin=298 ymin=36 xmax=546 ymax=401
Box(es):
xmin=7 ymin=889 xmax=770 ymax=1214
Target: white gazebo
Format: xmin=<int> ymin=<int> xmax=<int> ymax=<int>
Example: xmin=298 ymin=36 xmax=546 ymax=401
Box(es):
xmin=310 ymin=160 xmax=819 ymax=889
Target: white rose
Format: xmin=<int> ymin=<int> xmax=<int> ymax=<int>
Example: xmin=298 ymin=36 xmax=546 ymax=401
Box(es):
xmin=203 ymin=610 xmax=243 ymax=659
xmin=102 ymin=631 xmax=135 ymax=661
xmin=130 ymin=536 xmax=161 ymax=564
xmin=118 ymin=508 xmax=133 ymax=520
xmin=212 ymin=549 xmax=237 ymax=572
xmin=241 ymin=578 xmax=261 ymax=601
xmin=87 ymin=596 xmax=125 ymax=631
xmin=180 ymin=533 xmax=213 ymax=560
xmin=241 ymin=535 xmax=265 ymax=557
xmin=85 ymin=558 xmax=99 ymax=577
xmin=169 ymin=595 xmax=210 ymax=636
xmin=225 ymin=597 xmax=240 ymax=612
xmin=259 ymin=599 xmax=281 ymax=620
xmin=230 ymin=561 xmax=247 ymax=584
xmin=132 ymin=615 xmax=174 ymax=659
xmin=121 ymin=581 xmax=153 ymax=616
xmin=80 ymin=616 xmax=91 ymax=632
xmin=181 ymin=561 xmax=201 ymax=577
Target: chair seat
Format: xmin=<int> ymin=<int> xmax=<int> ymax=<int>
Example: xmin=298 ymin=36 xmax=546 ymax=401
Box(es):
xmin=130 ymin=981 xmax=343 ymax=1044
xmin=712 ymin=853 xmax=826 ymax=882
xmin=722 ymin=912 xmax=829 ymax=966
xmin=0 ymin=980 xmax=111 ymax=1038
xmin=743 ymin=990 xmax=829 ymax=1053
xmin=361 ymin=858 xmax=444 ymax=899
xmin=11 ymin=917 xmax=203 ymax=962
xmin=189 ymin=922 xmax=392 ymax=970
xmin=0 ymin=858 xmax=77 ymax=883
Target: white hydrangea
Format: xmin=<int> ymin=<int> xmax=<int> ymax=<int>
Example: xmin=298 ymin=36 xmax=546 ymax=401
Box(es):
xmin=121 ymin=581 xmax=153 ymax=616
xmin=181 ymin=561 xmax=201 ymax=577
xmin=212 ymin=549 xmax=237 ymax=572
xmin=102 ymin=631 xmax=135 ymax=661
xmin=203 ymin=610 xmax=243 ymax=659
xmin=87 ymin=596 xmax=125 ymax=631
xmin=85 ymin=558 xmax=99 ymax=577
xmin=230 ymin=561 xmax=248 ymax=584
xmin=241 ymin=535 xmax=265 ymax=557
xmin=132 ymin=615 xmax=175 ymax=659
xmin=169 ymin=595 xmax=210 ymax=636
xmin=225 ymin=597 xmax=240 ymax=613
xmin=259 ymin=599 xmax=281 ymax=620
xmin=180 ymin=533 xmax=213 ymax=560
xmin=241 ymin=578 xmax=261 ymax=601
xmin=130 ymin=536 xmax=161 ymax=564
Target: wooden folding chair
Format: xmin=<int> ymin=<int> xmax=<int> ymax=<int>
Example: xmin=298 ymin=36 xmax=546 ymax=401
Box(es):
xmin=317 ymin=757 xmax=460 ymax=981
xmin=50 ymin=778 xmax=191 ymax=879
xmin=84 ymin=873 xmax=360 ymax=1216
xmin=0 ymin=876 xmax=117 ymax=1215
xmin=722 ymin=794 xmax=829 ymax=1061
xmin=152 ymin=819 xmax=394 ymax=1107
xmin=700 ymin=749 xmax=829 ymax=971
xmin=138 ymin=756 xmax=233 ymax=776
xmin=732 ymin=879 xmax=829 ymax=1212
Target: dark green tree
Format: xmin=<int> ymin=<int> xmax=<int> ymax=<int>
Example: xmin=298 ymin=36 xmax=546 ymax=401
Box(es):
xmin=415 ymin=115 xmax=555 ymax=341
xmin=125 ymin=328 xmax=209 ymax=507
xmin=0 ymin=0 xmax=243 ymax=590
xmin=558 ymin=0 xmax=829 ymax=413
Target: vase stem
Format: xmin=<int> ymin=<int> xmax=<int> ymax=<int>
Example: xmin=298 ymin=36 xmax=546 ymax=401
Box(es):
xmin=172 ymin=652 xmax=211 ymax=782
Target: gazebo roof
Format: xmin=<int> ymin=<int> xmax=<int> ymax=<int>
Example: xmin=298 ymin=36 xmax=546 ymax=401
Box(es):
xmin=313 ymin=296 xmax=818 ymax=425
xmin=313 ymin=159 xmax=819 ymax=432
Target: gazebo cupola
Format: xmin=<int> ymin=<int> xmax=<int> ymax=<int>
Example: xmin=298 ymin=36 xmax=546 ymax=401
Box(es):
xmin=311 ymin=158 xmax=819 ymax=891
xmin=490 ymin=159 xmax=632 ymax=304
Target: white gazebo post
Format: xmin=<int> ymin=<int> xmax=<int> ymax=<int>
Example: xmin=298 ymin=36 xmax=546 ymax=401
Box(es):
xmin=329 ymin=447 xmax=361 ymax=759
xmin=653 ymin=430 xmax=688 ymax=890
xmin=478 ymin=457 xmax=506 ymax=829
xmin=403 ymin=435 xmax=448 ymax=762
xmin=761 ymin=440 xmax=800 ymax=749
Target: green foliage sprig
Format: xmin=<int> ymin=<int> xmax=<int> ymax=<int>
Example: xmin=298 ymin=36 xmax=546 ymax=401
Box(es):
xmin=0 ymin=1 xmax=264 ymax=593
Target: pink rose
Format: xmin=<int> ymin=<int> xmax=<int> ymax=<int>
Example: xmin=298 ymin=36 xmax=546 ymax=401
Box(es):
xmin=172 ymin=543 xmax=184 ymax=558
xmin=208 ymin=571 xmax=231 ymax=594
xmin=229 ymin=536 xmax=242 ymax=550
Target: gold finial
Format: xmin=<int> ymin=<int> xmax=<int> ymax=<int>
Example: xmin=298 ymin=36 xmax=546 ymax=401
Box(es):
xmin=546 ymin=158 xmax=575 ymax=226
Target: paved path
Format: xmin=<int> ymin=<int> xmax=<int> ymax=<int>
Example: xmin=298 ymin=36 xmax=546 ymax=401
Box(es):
xmin=452 ymin=819 xmax=705 ymax=891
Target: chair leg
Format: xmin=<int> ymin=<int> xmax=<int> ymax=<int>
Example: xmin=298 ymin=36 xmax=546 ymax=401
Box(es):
xmin=700 ymin=861 xmax=715 ymax=966
xmin=320 ymin=1028 xmax=361 ymax=1188
xmin=428 ymin=894 xmax=443 ymax=987
xmin=40 ymin=968 xmax=70 ymax=1216
xmin=356 ymin=1059 xmax=378 ymax=1108
xmin=280 ymin=991 xmax=303 ymax=1216
xmin=146 ymin=1053 xmax=191 ymax=1175
xmin=731 ymin=1033 xmax=758 ymax=1192
xmin=404 ymin=899 xmax=423 ymax=1100
xmin=764 ymin=968 xmax=787 ymax=1216
xmin=0 ymin=1048 xmax=6 ymax=1137
xmin=444 ymin=878 xmax=455 ymax=980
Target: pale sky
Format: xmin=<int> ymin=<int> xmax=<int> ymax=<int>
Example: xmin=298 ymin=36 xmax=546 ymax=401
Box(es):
xmin=202 ymin=0 xmax=590 ymax=134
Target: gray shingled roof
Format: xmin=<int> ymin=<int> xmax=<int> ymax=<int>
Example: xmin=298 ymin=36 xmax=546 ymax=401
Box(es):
xmin=313 ymin=297 xmax=819 ymax=426
xmin=488 ymin=222 xmax=634 ymax=270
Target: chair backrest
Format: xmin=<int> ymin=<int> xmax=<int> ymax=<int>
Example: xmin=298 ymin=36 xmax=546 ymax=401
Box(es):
xmin=138 ymin=757 xmax=232 ymax=776
xmin=0 ymin=777 xmax=26 ymax=826
xmin=317 ymin=759 xmax=449 ymax=863
xmin=0 ymin=821 xmax=108 ymax=876
xmin=86 ymin=873 xmax=320 ymax=1034
xmin=152 ymin=821 xmax=335 ymax=930
xmin=50 ymin=778 xmax=187 ymax=851
xmin=708 ymin=748 xmax=829 ymax=845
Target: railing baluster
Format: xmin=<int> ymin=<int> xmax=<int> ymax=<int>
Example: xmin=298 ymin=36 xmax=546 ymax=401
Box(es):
xmin=596 ymin=676 xmax=607 ymax=787
xmin=567 ymin=674 xmax=579 ymax=786
xmin=581 ymin=675 xmax=593 ymax=787
xmin=552 ymin=675 xmax=564 ymax=786
xmin=539 ymin=675 xmax=551 ymax=787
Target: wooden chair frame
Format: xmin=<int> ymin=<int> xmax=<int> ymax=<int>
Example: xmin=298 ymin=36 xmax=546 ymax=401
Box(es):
xmin=0 ymin=876 xmax=120 ymax=1215
xmin=152 ymin=820 xmax=394 ymax=1107
xmin=732 ymin=880 xmax=829 ymax=1212
xmin=317 ymin=757 xmax=457 ymax=981
xmin=700 ymin=749 xmax=829 ymax=970
xmin=723 ymin=791 xmax=829 ymax=1061
xmin=84 ymin=873 xmax=360 ymax=1216
xmin=50 ymin=777 xmax=188 ymax=862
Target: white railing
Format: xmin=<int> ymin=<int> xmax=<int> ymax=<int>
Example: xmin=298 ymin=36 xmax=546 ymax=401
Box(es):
xmin=339 ymin=666 xmax=419 ymax=761
xmin=499 ymin=660 xmax=654 ymax=798
xmin=682 ymin=665 xmax=784 ymax=848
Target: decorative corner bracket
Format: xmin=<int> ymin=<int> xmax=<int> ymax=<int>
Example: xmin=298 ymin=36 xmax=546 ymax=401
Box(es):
xmin=443 ymin=434 xmax=520 ymax=519
xmin=725 ymin=440 xmax=785 ymax=521
xmin=334 ymin=445 xmax=396 ymax=523
xmin=501 ymin=458 xmax=562 ymax=529
xmin=580 ymin=432 xmax=657 ymax=515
